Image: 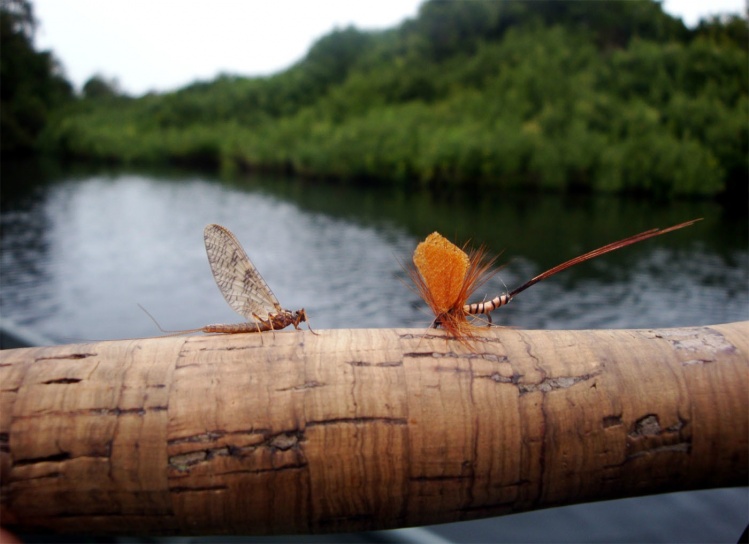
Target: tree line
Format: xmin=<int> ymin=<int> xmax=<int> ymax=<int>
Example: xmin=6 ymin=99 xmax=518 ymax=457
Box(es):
xmin=3 ymin=0 xmax=747 ymax=198
xmin=1 ymin=0 xmax=72 ymax=154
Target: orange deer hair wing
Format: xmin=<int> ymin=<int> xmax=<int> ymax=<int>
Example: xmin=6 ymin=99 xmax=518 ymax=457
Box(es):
xmin=413 ymin=232 xmax=470 ymax=314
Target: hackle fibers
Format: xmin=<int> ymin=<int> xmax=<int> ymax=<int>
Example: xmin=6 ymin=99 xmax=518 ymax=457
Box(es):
xmin=410 ymin=232 xmax=497 ymax=342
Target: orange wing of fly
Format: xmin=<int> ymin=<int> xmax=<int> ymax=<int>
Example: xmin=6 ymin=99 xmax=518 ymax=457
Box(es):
xmin=411 ymin=231 xmax=498 ymax=343
xmin=413 ymin=232 xmax=470 ymax=314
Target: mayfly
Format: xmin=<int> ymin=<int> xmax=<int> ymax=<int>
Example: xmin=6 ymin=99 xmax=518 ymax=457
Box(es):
xmin=200 ymin=224 xmax=311 ymax=333
xmin=145 ymin=224 xmax=310 ymax=335
xmin=410 ymin=219 xmax=701 ymax=341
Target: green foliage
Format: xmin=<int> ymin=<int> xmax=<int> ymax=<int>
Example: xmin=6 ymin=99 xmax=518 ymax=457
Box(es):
xmin=39 ymin=0 xmax=747 ymax=198
xmin=694 ymin=14 xmax=749 ymax=51
xmin=1 ymin=0 xmax=73 ymax=154
xmin=302 ymin=26 xmax=373 ymax=93
xmin=82 ymin=74 xmax=122 ymax=100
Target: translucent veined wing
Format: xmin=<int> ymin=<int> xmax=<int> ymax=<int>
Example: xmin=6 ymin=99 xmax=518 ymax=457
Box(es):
xmin=203 ymin=224 xmax=283 ymax=322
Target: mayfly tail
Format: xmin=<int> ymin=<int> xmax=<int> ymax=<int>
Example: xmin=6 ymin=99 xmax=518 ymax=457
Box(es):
xmin=137 ymin=304 xmax=203 ymax=336
xmin=463 ymin=218 xmax=702 ymax=316
xmin=508 ymin=218 xmax=702 ymax=299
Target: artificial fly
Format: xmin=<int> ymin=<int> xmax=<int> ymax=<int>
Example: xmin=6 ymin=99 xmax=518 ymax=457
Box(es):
xmin=409 ymin=219 xmax=702 ymax=342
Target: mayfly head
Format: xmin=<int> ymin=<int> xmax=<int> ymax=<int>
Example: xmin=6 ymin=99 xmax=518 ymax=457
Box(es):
xmin=294 ymin=309 xmax=308 ymax=328
xmin=293 ymin=308 xmax=319 ymax=335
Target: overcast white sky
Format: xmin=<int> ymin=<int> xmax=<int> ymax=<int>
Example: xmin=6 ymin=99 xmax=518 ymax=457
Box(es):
xmin=32 ymin=0 xmax=745 ymax=96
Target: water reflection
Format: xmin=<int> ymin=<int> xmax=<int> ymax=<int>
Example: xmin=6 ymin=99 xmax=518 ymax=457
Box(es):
xmin=1 ymin=173 xmax=417 ymax=341
xmin=0 ymin=164 xmax=747 ymax=344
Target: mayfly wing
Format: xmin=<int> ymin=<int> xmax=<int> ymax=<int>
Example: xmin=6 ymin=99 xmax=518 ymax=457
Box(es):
xmin=203 ymin=224 xmax=283 ymax=322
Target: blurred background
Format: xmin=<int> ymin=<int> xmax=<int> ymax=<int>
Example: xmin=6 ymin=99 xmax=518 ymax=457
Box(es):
xmin=1 ymin=0 xmax=747 ymax=542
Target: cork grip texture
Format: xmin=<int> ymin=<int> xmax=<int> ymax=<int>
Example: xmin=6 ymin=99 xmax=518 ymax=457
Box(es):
xmin=1 ymin=322 xmax=747 ymax=535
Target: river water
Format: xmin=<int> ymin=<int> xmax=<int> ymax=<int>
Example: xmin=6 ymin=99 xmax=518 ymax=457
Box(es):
xmin=1 ymin=161 xmax=746 ymax=342
xmin=1 ymin=160 xmax=747 ymax=542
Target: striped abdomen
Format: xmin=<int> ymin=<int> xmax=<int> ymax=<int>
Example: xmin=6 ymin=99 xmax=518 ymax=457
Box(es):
xmin=202 ymin=321 xmax=275 ymax=333
xmin=202 ymin=309 xmax=307 ymax=334
xmin=464 ymin=294 xmax=512 ymax=315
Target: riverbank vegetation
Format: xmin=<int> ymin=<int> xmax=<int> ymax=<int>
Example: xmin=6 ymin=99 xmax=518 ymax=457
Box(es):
xmin=0 ymin=0 xmax=73 ymax=154
xmin=4 ymin=0 xmax=747 ymax=198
